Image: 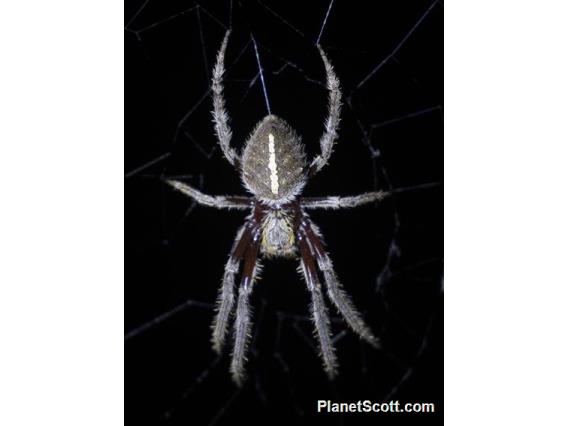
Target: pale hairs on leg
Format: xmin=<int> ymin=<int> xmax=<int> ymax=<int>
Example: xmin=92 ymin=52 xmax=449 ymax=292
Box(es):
xmin=301 ymin=191 xmax=390 ymax=209
xmin=166 ymin=180 xmax=251 ymax=210
xmin=212 ymin=30 xmax=240 ymax=167
xmin=319 ymin=256 xmax=379 ymax=347
xmin=309 ymin=45 xmax=342 ymax=175
xmin=211 ymin=258 xmax=239 ymax=353
xmin=230 ymin=261 xmax=262 ymax=386
xmin=211 ymin=226 xmax=246 ymax=354
xmin=308 ymin=221 xmax=379 ymax=347
xmin=300 ymin=260 xmax=338 ymax=378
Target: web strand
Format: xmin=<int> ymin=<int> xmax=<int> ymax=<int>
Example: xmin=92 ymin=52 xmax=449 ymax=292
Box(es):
xmin=251 ymin=35 xmax=272 ymax=115
xmin=316 ymin=0 xmax=335 ymax=45
xmin=355 ymin=0 xmax=440 ymax=90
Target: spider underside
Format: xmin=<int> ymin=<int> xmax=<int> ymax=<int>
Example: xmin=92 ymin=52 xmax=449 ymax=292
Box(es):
xmin=167 ymin=30 xmax=391 ymax=386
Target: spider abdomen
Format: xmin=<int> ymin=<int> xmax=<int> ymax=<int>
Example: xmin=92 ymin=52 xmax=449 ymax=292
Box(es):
xmin=241 ymin=115 xmax=307 ymax=204
xmin=260 ymin=209 xmax=296 ymax=257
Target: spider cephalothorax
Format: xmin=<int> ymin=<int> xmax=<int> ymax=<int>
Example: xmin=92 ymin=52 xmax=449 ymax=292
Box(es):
xmin=167 ymin=30 xmax=390 ymax=385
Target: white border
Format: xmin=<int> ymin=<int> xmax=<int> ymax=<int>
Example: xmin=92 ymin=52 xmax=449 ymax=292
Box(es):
xmin=0 ymin=1 xmax=124 ymax=425
xmin=446 ymin=1 xmax=568 ymax=424
xmin=1 ymin=0 xmax=568 ymax=424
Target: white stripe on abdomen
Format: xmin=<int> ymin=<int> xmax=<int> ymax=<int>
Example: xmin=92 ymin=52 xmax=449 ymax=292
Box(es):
xmin=268 ymin=133 xmax=279 ymax=195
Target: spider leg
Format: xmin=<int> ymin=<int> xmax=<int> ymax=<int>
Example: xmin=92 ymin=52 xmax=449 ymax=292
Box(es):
xmin=230 ymin=228 xmax=261 ymax=386
xmin=308 ymin=45 xmax=342 ymax=176
xmin=212 ymin=30 xmax=240 ymax=167
xmin=300 ymin=218 xmax=379 ymax=347
xmin=298 ymin=231 xmax=339 ymax=379
xmin=211 ymin=221 xmax=256 ymax=354
xmin=301 ymin=182 xmax=441 ymax=209
xmin=301 ymin=191 xmax=390 ymax=209
xmin=167 ymin=180 xmax=253 ymax=210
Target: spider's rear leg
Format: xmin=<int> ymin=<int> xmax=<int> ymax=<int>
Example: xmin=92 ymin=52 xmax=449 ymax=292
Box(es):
xmin=230 ymin=228 xmax=262 ymax=386
xmin=298 ymin=232 xmax=339 ymax=379
xmin=211 ymin=221 xmax=256 ymax=354
xmin=301 ymin=219 xmax=379 ymax=348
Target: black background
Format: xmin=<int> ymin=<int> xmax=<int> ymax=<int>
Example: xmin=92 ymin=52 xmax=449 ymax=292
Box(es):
xmin=125 ymin=1 xmax=443 ymax=425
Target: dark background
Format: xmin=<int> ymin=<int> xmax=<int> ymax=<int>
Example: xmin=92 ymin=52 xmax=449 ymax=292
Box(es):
xmin=125 ymin=1 xmax=443 ymax=425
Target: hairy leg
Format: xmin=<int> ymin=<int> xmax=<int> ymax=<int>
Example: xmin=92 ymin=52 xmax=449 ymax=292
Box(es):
xmin=212 ymin=30 xmax=240 ymax=167
xmin=301 ymin=217 xmax=379 ymax=347
xmin=301 ymin=182 xmax=441 ymax=209
xmin=309 ymin=46 xmax=342 ymax=176
xmin=230 ymin=230 xmax=261 ymax=386
xmin=167 ymin=180 xmax=252 ymax=210
xmin=301 ymin=191 xmax=390 ymax=209
xmin=211 ymin=221 xmax=256 ymax=354
xmin=298 ymin=231 xmax=338 ymax=378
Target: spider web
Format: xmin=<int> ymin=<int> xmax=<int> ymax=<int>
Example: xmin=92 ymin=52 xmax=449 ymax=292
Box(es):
xmin=125 ymin=1 xmax=443 ymax=424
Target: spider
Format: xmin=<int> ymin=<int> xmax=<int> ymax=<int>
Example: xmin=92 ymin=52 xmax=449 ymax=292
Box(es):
xmin=167 ymin=30 xmax=392 ymax=385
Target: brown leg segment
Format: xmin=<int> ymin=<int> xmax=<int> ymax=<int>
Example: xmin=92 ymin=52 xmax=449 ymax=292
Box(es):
xmin=302 ymin=219 xmax=379 ymax=347
xmin=297 ymin=228 xmax=339 ymax=378
xmin=211 ymin=220 xmax=256 ymax=354
xmin=230 ymin=226 xmax=262 ymax=386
